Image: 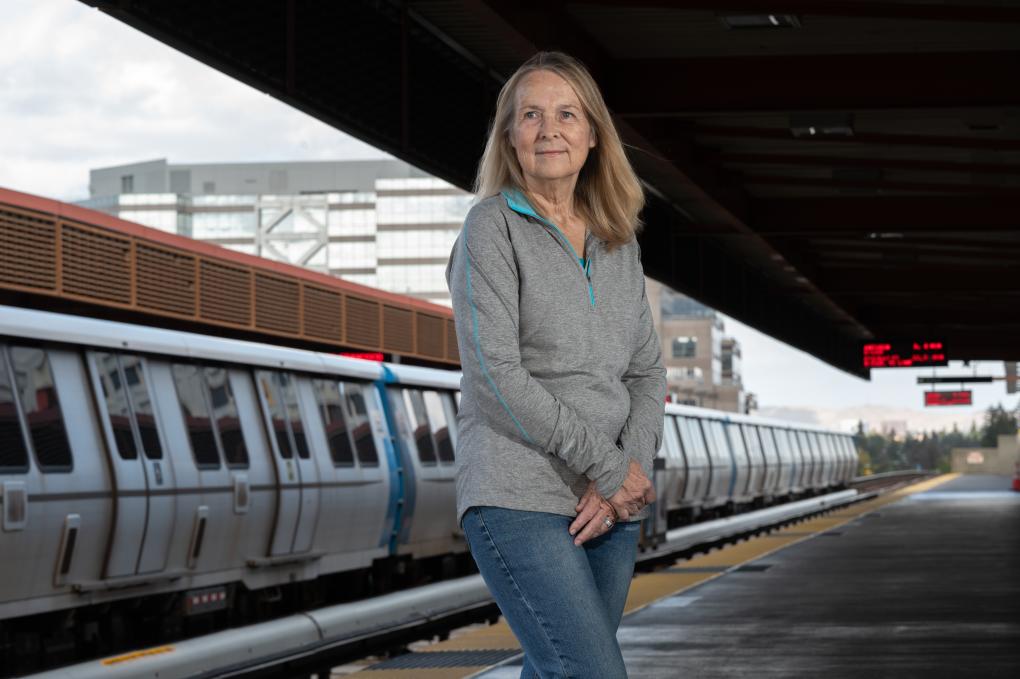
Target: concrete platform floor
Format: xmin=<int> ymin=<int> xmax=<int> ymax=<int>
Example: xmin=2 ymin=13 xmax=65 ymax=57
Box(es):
xmin=480 ymin=474 xmax=1020 ymax=679
xmin=356 ymin=475 xmax=1019 ymax=678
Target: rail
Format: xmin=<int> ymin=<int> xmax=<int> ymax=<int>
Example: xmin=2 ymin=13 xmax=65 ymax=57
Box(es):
xmin=29 ymin=485 xmax=883 ymax=679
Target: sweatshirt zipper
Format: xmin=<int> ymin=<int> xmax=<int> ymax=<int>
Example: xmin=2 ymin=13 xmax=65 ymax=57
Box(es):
xmin=501 ymin=190 xmax=596 ymax=310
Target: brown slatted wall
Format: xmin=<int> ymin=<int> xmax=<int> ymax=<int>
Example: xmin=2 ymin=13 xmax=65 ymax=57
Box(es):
xmin=200 ymin=260 xmax=251 ymax=326
xmin=416 ymin=313 xmax=444 ymax=359
xmin=61 ymin=223 xmax=132 ymax=304
xmin=303 ymin=285 xmax=343 ymax=341
xmin=346 ymin=296 xmax=380 ymax=347
xmin=382 ymin=305 xmax=414 ymax=353
xmin=0 ymin=208 xmax=56 ymax=291
xmin=0 ymin=198 xmax=458 ymax=366
xmin=255 ymin=273 xmax=300 ymax=333
xmin=136 ymin=244 xmax=196 ymax=316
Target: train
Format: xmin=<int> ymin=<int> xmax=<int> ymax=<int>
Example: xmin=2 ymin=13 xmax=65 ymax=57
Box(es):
xmin=0 ymin=303 xmax=857 ymax=674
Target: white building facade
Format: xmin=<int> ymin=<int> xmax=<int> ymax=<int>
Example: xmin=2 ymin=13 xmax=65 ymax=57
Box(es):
xmin=78 ymin=159 xmax=472 ymax=307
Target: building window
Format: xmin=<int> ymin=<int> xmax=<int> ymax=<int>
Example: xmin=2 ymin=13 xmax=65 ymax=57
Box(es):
xmin=121 ymin=175 xmax=134 ymax=193
xmin=672 ymin=336 xmax=697 ymax=358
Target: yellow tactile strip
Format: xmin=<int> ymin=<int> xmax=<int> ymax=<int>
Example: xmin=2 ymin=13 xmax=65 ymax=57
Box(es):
xmin=352 ymin=475 xmax=958 ymax=677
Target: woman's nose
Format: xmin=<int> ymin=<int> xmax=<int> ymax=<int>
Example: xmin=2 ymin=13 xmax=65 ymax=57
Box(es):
xmin=538 ymin=119 xmax=560 ymax=138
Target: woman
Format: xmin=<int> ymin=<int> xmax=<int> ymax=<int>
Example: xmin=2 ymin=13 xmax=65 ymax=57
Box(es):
xmin=446 ymin=51 xmax=666 ymax=679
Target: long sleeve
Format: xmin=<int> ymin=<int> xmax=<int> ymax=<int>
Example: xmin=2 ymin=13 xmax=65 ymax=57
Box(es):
xmin=446 ymin=206 xmax=630 ymax=498
xmin=616 ymin=252 xmax=667 ymax=481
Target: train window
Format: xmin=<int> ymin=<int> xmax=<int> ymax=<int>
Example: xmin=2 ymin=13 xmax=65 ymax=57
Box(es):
xmin=0 ymin=348 xmax=30 ymax=472
xmin=278 ymin=373 xmax=310 ymax=459
xmin=741 ymin=424 xmax=763 ymax=464
xmin=206 ymin=368 xmax=248 ymax=468
xmin=756 ymin=426 xmax=779 ymax=464
xmin=340 ymin=382 xmax=379 ymax=466
xmin=9 ymin=347 xmax=73 ymax=472
xmin=172 ymin=364 xmax=222 ymax=469
xmin=661 ymin=416 xmax=681 ymax=461
xmin=423 ymin=390 xmax=455 ymax=464
xmin=95 ymin=352 xmax=138 ymax=460
xmin=703 ymin=420 xmax=729 ymax=462
xmin=402 ymin=388 xmax=437 ymax=465
xmin=816 ymin=433 xmax=833 ymax=463
xmin=313 ymin=379 xmax=355 ymax=467
xmin=725 ymin=422 xmax=747 ymax=462
xmin=121 ymin=356 xmax=162 ymax=460
xmin=796 ymin=431 xmax=813 ymax=466
xmin=257 ymin=371 xmax=294 ymax=460
xmin=676 ymin=416 xmax=707 ymax=463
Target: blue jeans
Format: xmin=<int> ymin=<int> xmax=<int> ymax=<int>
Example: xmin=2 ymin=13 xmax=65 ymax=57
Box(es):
xmin=461 ymin=506 xmax=641 ymax=679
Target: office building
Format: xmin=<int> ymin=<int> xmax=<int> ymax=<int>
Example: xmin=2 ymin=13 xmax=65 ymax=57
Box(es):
xmin=78 ymin=158 xmax=473 ymax=307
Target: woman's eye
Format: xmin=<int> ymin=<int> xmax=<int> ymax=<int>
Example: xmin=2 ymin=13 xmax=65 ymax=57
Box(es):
xmin=561 ymin=111 xmax=574 ymax=119
xmin=524 ymin=111 xmax=539 ymax=119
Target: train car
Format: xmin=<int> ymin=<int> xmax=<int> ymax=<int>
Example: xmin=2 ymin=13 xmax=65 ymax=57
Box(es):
xmin=0 ymin=303 xmax=858 ymax=674
xmin=653 ymin=404 xmax=857 ymax=526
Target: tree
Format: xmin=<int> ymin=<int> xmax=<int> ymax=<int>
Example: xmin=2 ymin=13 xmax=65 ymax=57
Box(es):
xmin=980 ymin=404 xmax=1018 ymax=447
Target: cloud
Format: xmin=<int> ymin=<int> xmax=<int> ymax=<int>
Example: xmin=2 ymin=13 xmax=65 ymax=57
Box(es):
xmin=0 ymin=0 xmax=390 ymax=201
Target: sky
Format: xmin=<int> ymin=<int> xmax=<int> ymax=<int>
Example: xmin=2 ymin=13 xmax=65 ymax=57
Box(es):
xmin=2 ymin=1 xmax=1016 ymax=431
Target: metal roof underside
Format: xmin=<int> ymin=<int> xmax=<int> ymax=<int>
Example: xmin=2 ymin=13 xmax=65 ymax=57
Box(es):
xmin=81 ymin=0 xmax=1020 ymax=378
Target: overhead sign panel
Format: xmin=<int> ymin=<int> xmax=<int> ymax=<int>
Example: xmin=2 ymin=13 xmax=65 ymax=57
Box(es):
xmin=924 ymin=390 xmax=972 ymax=407
xmin=863 ymin=341 xmax=948 ymax=368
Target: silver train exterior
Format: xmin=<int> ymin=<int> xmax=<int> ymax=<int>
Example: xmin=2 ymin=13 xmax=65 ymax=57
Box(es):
xmin=0 ymin=304 xmax=857 ymax=635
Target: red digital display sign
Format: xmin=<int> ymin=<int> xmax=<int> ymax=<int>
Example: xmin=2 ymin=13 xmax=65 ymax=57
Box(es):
xmin=925 ymin=390 xmax=972 ymax=407
xmin=340 ymin=351 xmax=385 ymax=362
xmin=862 ymin=341 xmax=948 ymax=368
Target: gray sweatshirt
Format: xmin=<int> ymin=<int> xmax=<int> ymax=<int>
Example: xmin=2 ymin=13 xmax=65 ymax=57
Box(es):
xmin=446 ymin=189 xmax=667 ymax=526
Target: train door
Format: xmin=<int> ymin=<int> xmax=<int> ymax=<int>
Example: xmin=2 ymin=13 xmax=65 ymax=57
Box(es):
xmin=795 ymin=431 xmax=817 ymax=490
xmin=753 ymin=425 xmax=780 ymax=497
xmin=88 ymin=351 xmax=177 ymax=577
xmin=387 ymin=386 xmax=457 ymax=555
xmin=255 ymin=370 xmax=320 ymax=555
xmin=724 ymin=421 xmax=752 ymax=502
xmin=676 ymin=416 xmax=709 ymax=504
xmin=782 ymin=429 xmax=804 ymax=491
xmin=700 ymin=419 xmax=733 ymax=507
xmin=0 ymin=345 xmax=78 ymax=596
xmin=740 ymin=423 xmax=766 ymax=500
xmin=661 ymin=416 xmax=685 ymax=505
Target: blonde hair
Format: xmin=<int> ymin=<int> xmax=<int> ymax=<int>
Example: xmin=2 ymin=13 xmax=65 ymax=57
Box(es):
xmin=473 ymin=51 xmax=644 ymax=250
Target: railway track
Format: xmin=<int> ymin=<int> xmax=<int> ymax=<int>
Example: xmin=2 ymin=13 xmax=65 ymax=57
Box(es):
xmin=24 ymin=471 xmax=930 ymax=679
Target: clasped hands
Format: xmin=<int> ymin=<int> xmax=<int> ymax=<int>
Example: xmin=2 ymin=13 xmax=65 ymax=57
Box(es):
xmin=568 ymin=459 xmax=655 ymax=546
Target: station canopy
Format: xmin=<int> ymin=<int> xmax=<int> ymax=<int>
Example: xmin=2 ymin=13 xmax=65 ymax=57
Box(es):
xmin=82 ymin=1 xmax=1020 ymax=377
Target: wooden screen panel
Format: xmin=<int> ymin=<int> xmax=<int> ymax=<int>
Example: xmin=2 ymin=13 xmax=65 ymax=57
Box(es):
xmin=200 ymin=260 xmax=251 ymax=326
xmin=0 ymin=208 xmax=57 ymax=291
xmin=255 ymin=273 xmax=300 ymax=334
xmin=303 ymin=285 xmax=343 ymax=341
xmin=61 ymin=223 xmax=131 ymax=304
xmin=416 ymin=313 xmax=444 ymax=359
xmin=136 ymin=244 xmax=196 ymax=316
xmin=345 ymin=296 xmax=380 ymax=348
xmin=382 ymin=305 xmax=414 ymax=354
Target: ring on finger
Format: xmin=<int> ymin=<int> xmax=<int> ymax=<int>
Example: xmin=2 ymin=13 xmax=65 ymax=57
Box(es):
xmin=602 ymin=516 xmax=614 ymax=529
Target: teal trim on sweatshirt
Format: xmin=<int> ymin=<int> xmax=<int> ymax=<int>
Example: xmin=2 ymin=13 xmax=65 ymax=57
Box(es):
xmin=501 ymin=189 xmax=596 ymax=309
xmin=462 ymin=215 xmax=536 ymax=447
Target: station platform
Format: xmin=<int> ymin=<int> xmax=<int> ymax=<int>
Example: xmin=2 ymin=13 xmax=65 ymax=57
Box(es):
xmin=357 ymin=474 xmax=1020 ymax=678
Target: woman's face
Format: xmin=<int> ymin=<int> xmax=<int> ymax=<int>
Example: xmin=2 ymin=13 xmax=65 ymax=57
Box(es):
xmin=510 ymin=69 xmax=596 ymax=188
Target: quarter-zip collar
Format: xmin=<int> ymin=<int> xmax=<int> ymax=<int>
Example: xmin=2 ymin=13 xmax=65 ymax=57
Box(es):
xmin=501 ymin=188 xmax=597 ymax=309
